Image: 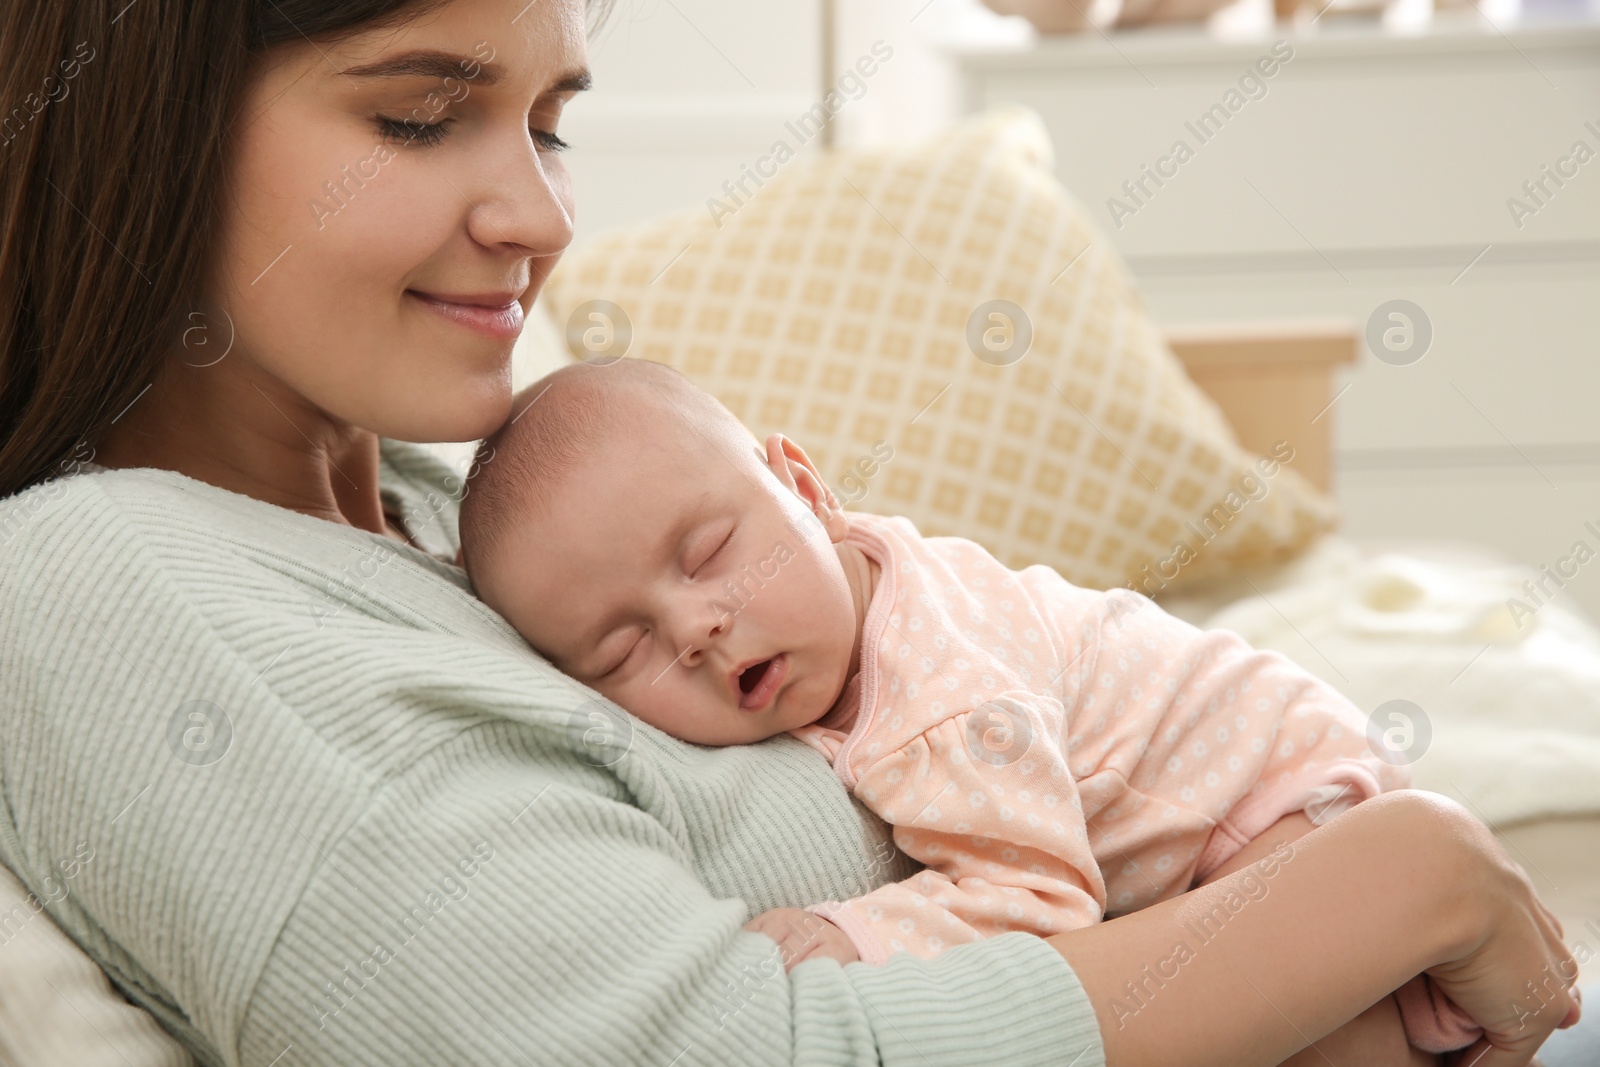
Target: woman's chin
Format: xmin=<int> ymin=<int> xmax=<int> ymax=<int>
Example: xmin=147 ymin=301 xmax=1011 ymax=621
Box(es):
xmin=380 ymin=390 xmax=514 ymax=448
xmin=374 ymin=404 xmax=505 ymax=447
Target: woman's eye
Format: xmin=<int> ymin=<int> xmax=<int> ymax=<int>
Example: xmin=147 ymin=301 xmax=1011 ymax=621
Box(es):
xmin=376 ymin=116 xmax=452 ymax=147
xmin=532 ymin=128 xmax=571 ymax=153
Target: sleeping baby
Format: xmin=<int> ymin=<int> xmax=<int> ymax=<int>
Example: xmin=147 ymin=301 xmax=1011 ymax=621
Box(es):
xmin=458 ymin=356 xmax=1480 ymax=1060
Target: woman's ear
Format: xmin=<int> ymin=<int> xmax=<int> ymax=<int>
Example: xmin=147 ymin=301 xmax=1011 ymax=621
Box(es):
xmin=763 ymin=432 xmax=848 ymax=543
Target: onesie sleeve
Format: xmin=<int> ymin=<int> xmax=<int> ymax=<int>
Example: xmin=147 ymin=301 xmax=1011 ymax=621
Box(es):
xmin=1024 ymin=574 xmax=1412 ymax=915
xmin=806 ymin=699 xmax=1107 ymax=965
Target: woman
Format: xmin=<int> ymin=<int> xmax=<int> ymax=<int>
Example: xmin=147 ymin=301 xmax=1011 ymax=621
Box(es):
xmin=0 ymin=1 xmax=1583 ymax=1064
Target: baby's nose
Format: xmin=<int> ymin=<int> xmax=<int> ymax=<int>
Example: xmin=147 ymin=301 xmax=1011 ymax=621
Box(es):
xmin=674 ymin=603 xmax=731 ymax=665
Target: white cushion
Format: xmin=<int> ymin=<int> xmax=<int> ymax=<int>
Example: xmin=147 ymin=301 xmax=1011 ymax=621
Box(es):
xmin=0 ymin=862 xmax=194 ymax=1066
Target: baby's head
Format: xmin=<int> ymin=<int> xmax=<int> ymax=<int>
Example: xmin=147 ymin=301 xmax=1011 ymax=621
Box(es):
xmin=460 ymin=358 xmax=864 ymax=746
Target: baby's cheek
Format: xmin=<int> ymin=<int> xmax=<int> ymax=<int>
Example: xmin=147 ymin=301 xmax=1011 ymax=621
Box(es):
xmin=608 ymin=679 xmax=682 ymax=733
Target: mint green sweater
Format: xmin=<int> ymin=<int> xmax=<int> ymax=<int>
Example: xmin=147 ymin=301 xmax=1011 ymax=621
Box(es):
xmin=0 ymin=440 xmax=1106 ymax=1067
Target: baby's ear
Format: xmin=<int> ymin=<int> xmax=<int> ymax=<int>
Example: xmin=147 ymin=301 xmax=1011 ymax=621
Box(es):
xmin=761 ymin=434 xmax=807 ymax=492
xmin=767 ymin=434 xmax=849 ymax=544
xmin=763 ymin=433 xmax=800 ymax=494
xmin=764 ymin=434 xmax=819 ymax=500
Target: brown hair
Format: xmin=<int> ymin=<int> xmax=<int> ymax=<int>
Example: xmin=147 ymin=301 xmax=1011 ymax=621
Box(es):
xmin=0 ymin=0 xmax=607 ymax=498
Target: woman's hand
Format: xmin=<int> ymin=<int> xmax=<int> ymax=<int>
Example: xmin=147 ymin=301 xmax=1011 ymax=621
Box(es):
xmin=743 ymin=907 xmax=861 ymax=970
xmin=1424 ymin=814 xmax=1582 ymax=1067
xmin=1047 ymin=790 xmax=1576 ymax=1067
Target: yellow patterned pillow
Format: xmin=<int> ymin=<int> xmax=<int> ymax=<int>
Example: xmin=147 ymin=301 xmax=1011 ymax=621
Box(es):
xmin=540 ymin=105 xmax=1337 ymax=592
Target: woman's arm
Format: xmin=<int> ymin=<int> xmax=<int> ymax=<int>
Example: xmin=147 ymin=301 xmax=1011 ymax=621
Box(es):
xmin=1191 ymin=810 xmax=1321 ymax=890
xmin=1046 ymin=789 xmax=1579 ymax=1067
xmin=235 ymin=726 xmax=1102 ymax=1067
xmin=1197 ymin=809 xmax=1434 ymax=1067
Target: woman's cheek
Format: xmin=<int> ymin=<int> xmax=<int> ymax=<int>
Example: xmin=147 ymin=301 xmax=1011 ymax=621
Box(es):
xmin=314 ymin=146 xmax=449 ymax=266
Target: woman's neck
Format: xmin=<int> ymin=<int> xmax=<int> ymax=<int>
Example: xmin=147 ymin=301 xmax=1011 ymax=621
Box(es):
xmin=94 ymin=354 xmax=397 ymax=538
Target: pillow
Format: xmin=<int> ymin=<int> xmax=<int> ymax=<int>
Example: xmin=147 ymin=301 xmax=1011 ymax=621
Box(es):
xmin=540 ymin=105 xmax=1338 ymax=593
xmin=0 ymin=862 xmax=195 ymax=1066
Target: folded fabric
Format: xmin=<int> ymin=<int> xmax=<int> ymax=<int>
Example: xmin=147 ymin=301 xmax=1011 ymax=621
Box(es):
xmin=1395 ymin=973 xmax=1482 ymax=1054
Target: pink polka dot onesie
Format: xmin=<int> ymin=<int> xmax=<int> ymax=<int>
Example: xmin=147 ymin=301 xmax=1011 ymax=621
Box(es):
xmin=788 ymin=511 xmax=1478 ymax=1054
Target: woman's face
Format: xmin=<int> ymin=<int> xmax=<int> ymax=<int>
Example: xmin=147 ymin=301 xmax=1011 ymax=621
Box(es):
xmin=210 ymin=0 xmax=589 ymax=445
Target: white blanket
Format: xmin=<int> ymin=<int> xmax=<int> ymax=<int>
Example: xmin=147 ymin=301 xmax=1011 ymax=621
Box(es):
xmin=1157 ymin=536 xmax=1600 ymax=827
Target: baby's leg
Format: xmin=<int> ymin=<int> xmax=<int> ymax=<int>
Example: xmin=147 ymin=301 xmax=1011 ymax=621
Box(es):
xmin=1276 ymin=996 xmax=1437 ymax=1067
xmin=1065 ymin=596 xmax=1410 ymax=917
xmin=1199 ymin=812 xmax=1434 ymax=1067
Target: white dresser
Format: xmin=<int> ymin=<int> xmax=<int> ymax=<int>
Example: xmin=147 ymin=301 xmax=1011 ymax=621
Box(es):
xmin=952 ymin=13 xmax=1600 ymax=616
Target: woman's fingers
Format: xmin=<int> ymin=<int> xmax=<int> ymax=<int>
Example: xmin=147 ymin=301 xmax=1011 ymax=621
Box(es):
xmin=1528 ymin=894 xmax=1567 ymax=958
xmin=1423 ymin=813 xmax=1582 ymax=1067
xmin=1559 ymin=986 xmax=1582 ymax=1029
xmin=1450 ymin=1035 xmax=1541 ymax=1067
xmin=1523 ymin=895 xmax=1581 ymax=1030
xmin=1540 ymin=902 xmax=1565 ymax=942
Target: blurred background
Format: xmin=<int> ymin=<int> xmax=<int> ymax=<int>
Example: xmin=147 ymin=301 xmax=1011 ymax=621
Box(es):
xmin=559 ymin=0 xmax=1600 ymax=619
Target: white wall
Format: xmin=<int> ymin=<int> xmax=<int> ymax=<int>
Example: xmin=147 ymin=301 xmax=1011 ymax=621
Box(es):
xmin=562 ymin=0 xmax=827 ymax=243
xmin=951 ymin=20 xmax=1600 ymax=618
xmin=560 ymin=0 xmax=1018 ymax=240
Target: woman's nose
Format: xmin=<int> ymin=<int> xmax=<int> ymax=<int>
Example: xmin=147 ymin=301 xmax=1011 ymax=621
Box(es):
xmin=462 ymin=129 xmax=575 ymax=258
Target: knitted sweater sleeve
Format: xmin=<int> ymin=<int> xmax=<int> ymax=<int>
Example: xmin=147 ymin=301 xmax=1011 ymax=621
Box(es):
xmin=0 ymin=471 xmax=1108 ymax=1067
xmin=237 ymin=724 xmax=1106 ymax=1067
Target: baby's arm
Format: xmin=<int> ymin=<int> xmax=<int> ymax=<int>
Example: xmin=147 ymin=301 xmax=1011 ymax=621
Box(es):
xmin=1196 ymin=811 xmax=1435 ymax=1067
xmin=789 ymin=708 xmax=1109 ymax=967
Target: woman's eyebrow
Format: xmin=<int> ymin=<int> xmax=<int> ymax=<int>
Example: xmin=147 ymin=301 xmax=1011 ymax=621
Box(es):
xmin=339 ymin=49 xmax=502 ymax=84
xmin=336 ymin=50 xmax=594 ymax=95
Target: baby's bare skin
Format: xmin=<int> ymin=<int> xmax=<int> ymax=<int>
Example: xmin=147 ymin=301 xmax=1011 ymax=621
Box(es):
xmin=742 ymin=907 xmax=859 ymax=969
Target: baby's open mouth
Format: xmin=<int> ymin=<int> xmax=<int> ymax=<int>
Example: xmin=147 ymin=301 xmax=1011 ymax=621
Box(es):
xmin=735 ymin=653 xmax=788 ymax=712
xmin=739 ymin=659 xmax=775 ymax=694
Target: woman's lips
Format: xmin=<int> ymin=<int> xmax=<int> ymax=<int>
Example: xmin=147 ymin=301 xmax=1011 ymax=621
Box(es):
xmin=738 ymin=653 xmax=788 ymax=712
xmin=407 ymin=290 xmax=524 ymax=339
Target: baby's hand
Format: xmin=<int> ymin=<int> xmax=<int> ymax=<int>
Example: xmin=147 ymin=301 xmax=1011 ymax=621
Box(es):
xmin=743 ymin=907 xmax=860 ymax=970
